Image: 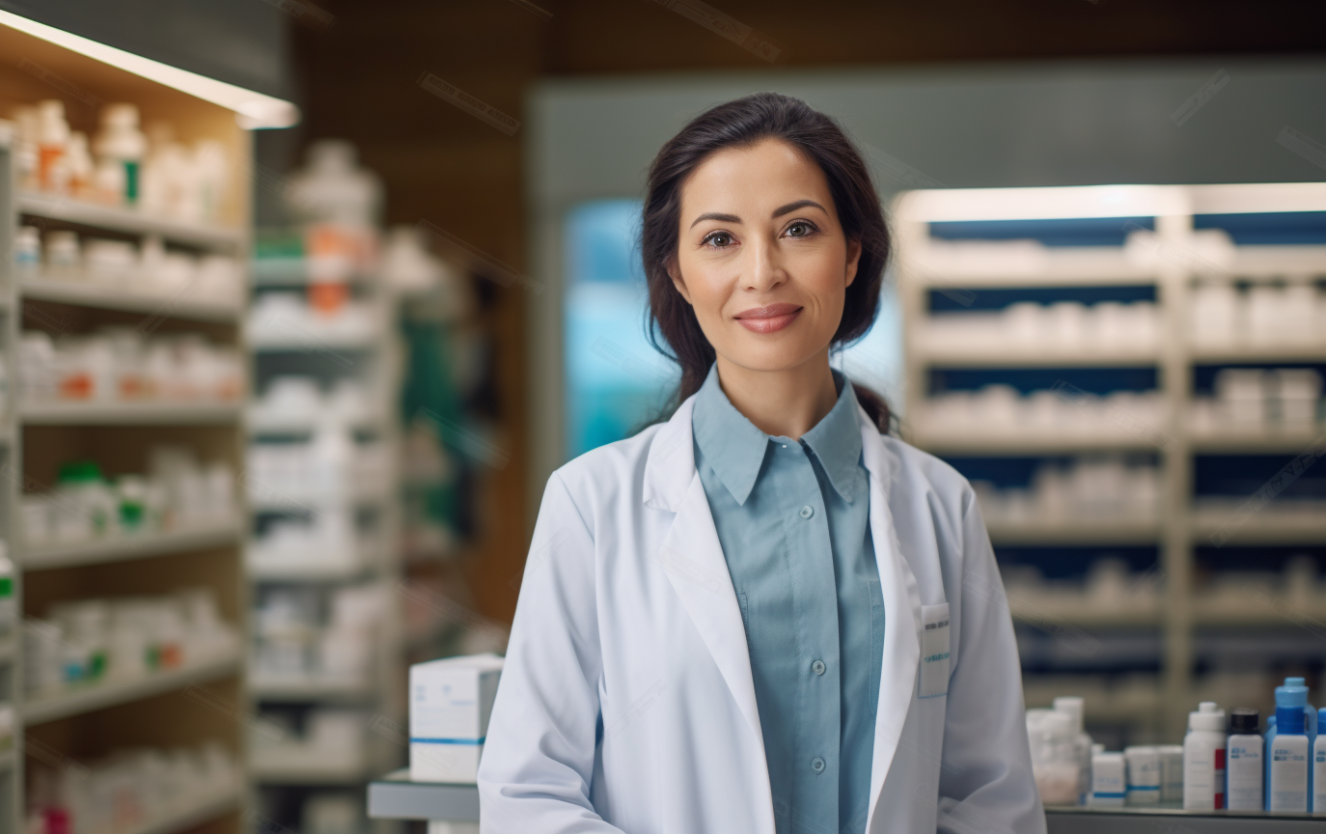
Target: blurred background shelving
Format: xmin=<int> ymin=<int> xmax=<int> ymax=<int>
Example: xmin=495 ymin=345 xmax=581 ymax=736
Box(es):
xmin=1 ymin=19 xmax=253 ymax=834
xmin=895 ymin=183 xmax=1326 ymax=746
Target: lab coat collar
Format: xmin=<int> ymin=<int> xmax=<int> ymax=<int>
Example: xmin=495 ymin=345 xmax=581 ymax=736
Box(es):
xmin=645 ymin=391 xmax=923 ymax=834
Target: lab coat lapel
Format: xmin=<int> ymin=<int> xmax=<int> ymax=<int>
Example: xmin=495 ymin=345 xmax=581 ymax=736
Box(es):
xmin=858 ymin=407 xmax=923 ymax=833
xmin=643 ymin=397 xmax=768 ymax=756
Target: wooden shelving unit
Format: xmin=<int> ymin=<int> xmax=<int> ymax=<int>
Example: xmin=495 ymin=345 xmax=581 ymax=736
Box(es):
xmin=0 ymin=20 xmax=257 ymax=834
xmin=895 ymin=183 xmax=1326 ymax=741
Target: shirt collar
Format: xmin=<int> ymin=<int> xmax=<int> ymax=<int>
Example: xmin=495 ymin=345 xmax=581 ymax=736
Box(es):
xmin=691 ymin=362 xmax=863 ymax=506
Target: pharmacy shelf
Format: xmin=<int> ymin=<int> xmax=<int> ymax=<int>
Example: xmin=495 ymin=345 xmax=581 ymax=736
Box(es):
xmin=251 ymin=257 xmax=375 ymax=286
xmin=1191 ymin=512 xmax=1326 ymax=546
xmin=914 ymin=344 xmax=1160 ymax=368
xmin=23 ymin=650 xmax=241 ymax=725
xmin=16 ymin=192 xmax=244 ymax=250
xmin=908 ymin=430 xmax=1165 ymax=455
xmin=21 ymin=520 xmax=243 ymax=570
xmin=251 ymin=750 xmax=371 ymax=784
xmin=19 ymin=400 xmax=243 ymax=425
xmin=247 ymin=411 xmax=390 ymax=434
xmin=249 ymin=674 xmax=375 ymax=703
xmin=1223 ymin=243 xmax=1326 ymax=277
xmin=20 ymin=276 xmax=242 ymax=322
xmin=247 ymin=558 xmax=380 ymax=583
xmin=1010 ymin=602 xmax=1162 ymax=628
xmin=248 ymin=332 xmax=380 ymax=353
xmin=985 ymin=519 xmax=1161 ymax=545
xmin=901 ymin=248 xmax=1158 ymax=288
xmin=1189 ymin=345 xmax=1326 ymax=363
xmin=367 ymin=770 xmax=480 ymax=822
xmin=1187 ymin=431 xmax=1324 ymax=454
xmin=1191 ymin=596 xmax=1324 ymax=626
xmin=248 ymin=485 xmax=393 ymax=512
xmin=125 ymin=790 xmax=242 ymax=834
xmin=1045 ymin=806 xmax=1326 ymax=833
xmin=897 ymin=182 xmax=1326 ymax=741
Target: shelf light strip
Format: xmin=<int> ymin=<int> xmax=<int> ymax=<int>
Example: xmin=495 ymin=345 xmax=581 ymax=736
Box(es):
xmin=0 ymin=10 xmax=299 ymax=129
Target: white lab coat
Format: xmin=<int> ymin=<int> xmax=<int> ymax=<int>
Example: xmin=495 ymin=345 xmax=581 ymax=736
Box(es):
xmin=478 ymin=392 xmax=1046 ymax=834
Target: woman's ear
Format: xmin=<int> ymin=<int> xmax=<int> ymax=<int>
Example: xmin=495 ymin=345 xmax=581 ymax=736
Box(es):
xmin=844 ymin=238 xmax=863 ymax=288
xmin=667 ymin=256 xmax=693 ymax=305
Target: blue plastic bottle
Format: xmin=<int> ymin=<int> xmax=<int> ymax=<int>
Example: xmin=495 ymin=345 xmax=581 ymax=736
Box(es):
xmin=1264 ymin=677 xmax=1318 ymax=812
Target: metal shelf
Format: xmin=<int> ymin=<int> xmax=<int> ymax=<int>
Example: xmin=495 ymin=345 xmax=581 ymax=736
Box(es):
xmin=367 ymin=770 xmax=480 ymax=823
xmin=1190 ymin=344 xmax=1326 ymax=363
xmin=1011 ymin=602 xmax=1162 ymax=628
xmin=23 ymin=651 xmax=241 ymax=725
xmin=249 ymin=486 xmax=393 ymax=512
xmin=247 ymin=558 xmax=379 ymax=583
xmin=910 ymin=430 xmax=1165 ymax=455
xmin=247 ymin=411 xmax=389 ymax=434
xmin=901 ymin=248 xmax=1158 ymax=288
xmin=20 ymin=400 xmax=243 ymax=425
xmin=1191 ymin=596 xmax=1325 ymax=626
xmin=914 ymin=343 xmax=1160 ymax=368
xmin=20 ymin=276 xmax=241 ymax=322
xmin=251 ymin=749 xmax=371 ymax=784
xmin=249 ymin=331 xmax=380 ymax=352
xmin=249 ymin=674 xmax=374 ymax=702
xmin=1046 ymin=805 xmax=1326 ymax=833
xmin=1191 ymin=512 xmax=1326 ymax=546
xmin=251 ymin=257 xmax=375 ymax=286
xmin=21 ymin=521 xmax=243 ymax=570
xmin=986 ymin=519 xmax=1161 ymax=545
xmin=1188 ymin=431 xmax=1324 ymax=454
xmin=17 ymin=192 xmax=244 ymax=250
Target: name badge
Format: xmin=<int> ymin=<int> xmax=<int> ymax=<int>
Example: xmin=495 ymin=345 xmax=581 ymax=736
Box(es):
xmin=918 ymin=603 xmax=950 ymax=699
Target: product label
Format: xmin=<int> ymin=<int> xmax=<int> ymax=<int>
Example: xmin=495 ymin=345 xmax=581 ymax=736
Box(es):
xmin=1270 ymin=743 xmax=1309 ymax=812
xmin=1226 ymin=739 xmax=1264 ymax=811
xmin=1184 ymin=740 xmax=1223 ymax=810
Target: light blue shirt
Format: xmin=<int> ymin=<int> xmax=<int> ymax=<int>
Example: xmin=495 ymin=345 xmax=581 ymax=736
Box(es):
xmin=692 ymin=363 xmax=884 ymax=834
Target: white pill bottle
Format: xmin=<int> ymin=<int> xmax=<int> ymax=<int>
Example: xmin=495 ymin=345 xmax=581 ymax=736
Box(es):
xmin=1183 ymin=701 xmax=1227 ymax=810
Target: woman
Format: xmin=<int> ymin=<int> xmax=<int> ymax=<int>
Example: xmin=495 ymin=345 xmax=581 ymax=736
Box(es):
xmin=478 ymin=93 xmax=1044 ymax=834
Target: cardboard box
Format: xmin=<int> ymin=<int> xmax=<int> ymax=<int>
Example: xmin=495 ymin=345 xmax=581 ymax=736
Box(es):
xmin=409 ymin=653 xmax=504 ymax=783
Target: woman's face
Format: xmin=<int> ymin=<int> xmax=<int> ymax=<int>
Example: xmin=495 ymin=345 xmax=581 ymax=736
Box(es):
xmin=670 ymin=137 xmax=862 ymax=375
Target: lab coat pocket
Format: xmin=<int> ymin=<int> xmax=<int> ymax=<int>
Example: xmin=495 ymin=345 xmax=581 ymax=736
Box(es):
xmin=918 ymin=603 xmax=950 ymax=699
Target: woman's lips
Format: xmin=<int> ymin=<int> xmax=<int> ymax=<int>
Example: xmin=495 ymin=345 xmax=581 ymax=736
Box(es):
xmin=734 ymin=304 xmax=803 ymax=333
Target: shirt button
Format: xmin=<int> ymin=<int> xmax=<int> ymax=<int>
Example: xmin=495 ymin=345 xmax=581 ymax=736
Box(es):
xmin=812 ymin=660 xmax=826 ymax=676
xmin=799 ymin=505 xmax=814 ymax=519
xmin=811 ymin=757 xmax=825 ymax=773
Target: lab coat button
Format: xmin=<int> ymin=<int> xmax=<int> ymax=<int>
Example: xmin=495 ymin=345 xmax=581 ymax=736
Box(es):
xmin=811 ymin=757 xmax=825 ymax=773
xmin=812 ymin=660 xmax=826 ymax=676
xmin=799 ymin=505 xmax=814 ymax=519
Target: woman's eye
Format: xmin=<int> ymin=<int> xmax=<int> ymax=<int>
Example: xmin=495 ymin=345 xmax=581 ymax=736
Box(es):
xmin=786 ymin=221 xmax=816 ymax=238
xmin=703 ymin=231 xmax=734 ymax=248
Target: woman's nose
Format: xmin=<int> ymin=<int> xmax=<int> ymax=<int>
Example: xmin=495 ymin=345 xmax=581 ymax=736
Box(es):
xmin=743 ymin=235 xmax=786 ymax=291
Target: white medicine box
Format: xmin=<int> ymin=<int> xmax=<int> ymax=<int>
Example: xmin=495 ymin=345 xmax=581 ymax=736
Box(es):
xmin=409 ymin=653 xmax=505 ymax=783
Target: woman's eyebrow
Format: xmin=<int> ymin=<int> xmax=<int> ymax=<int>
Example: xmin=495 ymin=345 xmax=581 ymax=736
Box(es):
xmin=688 ymin=199 xmax=827 ymax=230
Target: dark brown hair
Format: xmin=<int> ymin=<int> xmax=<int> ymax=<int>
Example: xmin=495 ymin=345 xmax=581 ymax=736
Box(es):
xmin=640 ymin=92 xmax=893 ymax=432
